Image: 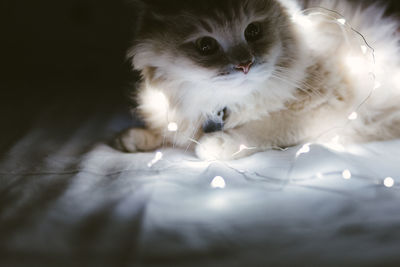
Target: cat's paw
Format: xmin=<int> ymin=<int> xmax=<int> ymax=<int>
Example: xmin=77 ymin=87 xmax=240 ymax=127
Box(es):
xmin=195 ymin=132 xmax=243 ymax=161
xmin=114 ymin=128 xmax=162 ymax=152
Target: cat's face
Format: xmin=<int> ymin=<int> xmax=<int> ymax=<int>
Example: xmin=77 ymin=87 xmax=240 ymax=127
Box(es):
xmin=131 ymin=0 xmax=297 ymax=90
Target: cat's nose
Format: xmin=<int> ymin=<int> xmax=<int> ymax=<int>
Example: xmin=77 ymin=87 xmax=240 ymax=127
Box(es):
xmin=235 ymin=60 xmax=254 ymax=74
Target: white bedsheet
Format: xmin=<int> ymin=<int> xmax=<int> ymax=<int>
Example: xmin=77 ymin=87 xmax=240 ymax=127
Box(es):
xmin=1 ymin=100 xmax=400 ymax=267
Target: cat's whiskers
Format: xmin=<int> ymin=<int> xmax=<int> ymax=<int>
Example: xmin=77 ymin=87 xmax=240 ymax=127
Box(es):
xmin=276 ymin=67 xmax=326 ymax=92
xmin=165 ymin=86 xmax=209 ymax=150
xmin=184 ymin=115 xmax=205 ymax=153
xmin=275 ymin=65 xmax=326 ymax=88
xmin=271 ymin=72 xmax=315 ymax=98
xmin=272 ymin=69 xmax=323 ymax=97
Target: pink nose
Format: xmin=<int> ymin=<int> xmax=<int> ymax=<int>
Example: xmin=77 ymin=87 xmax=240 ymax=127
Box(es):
xmin=235 ymin=60 xmax=254 ymax=74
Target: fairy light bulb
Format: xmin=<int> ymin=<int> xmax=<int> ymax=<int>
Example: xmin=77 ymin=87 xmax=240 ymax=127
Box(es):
xmin=292 ymin=14 xmax=313 ymax=28
xmin=348 ymin=112 xmax=358 ymax=121
xmin=384 ymin=177 xmax=395 ymax=188
xmin=316 ymin=173 xmax=323 ymax=179
xmin=211 ymin=176 xmax=226 ymax=189
xmin=168 ymin=122 xmax=178 ymax=132
xmin=337 ymin=18 xmax=346 ymax=25
xmin=374 ymin=81 xmax=381 ymax=90
xmin=147 ymin=151 xmax=163 ymax=168
xmin=361 ymin=45 xmax=368 ymax=54
xmin=232 ymin=144 xmax=257 ymax=157
xmin=325 ymin=135 xmax=345 ymax=152
xmin=296 ymin=143 xmax=311 ymax=157
xmin=239 ymin=144 xmax=248 ymax=152
xmin=154 ymin=151 xmax=163 ymax=161
xmin=342 ymin=169 xmax=352 ymax=180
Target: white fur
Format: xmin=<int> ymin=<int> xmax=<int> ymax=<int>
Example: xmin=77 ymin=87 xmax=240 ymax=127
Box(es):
xmin=120 ymin=0 xmax=400 ymax=160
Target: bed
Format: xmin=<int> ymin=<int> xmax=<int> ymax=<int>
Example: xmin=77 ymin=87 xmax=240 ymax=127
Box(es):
xmin=1 ymin=93 xmax=400 ymax=267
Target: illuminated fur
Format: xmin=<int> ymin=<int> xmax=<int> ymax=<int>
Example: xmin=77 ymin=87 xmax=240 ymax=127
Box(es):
xmin=117 ymin=0 xmax=400 ymax=160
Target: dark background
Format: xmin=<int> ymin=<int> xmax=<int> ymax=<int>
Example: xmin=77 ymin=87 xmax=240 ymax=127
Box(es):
xmin=1 ymin=0 xmax=399 ymax=145
xmin=1 ymin=0 xmax=138 ymax=147
xmin=1 ymin=0 xmax=137 ymax=109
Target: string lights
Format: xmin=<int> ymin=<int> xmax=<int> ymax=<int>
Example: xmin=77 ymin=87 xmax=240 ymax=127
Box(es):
xmin=288 ymin=7 xmax=396 ymax=189
xmin=384 ymin=177 xmax=395 ymax=188
xmin=342 ymin=169 xmax=352 ymax=180
xmin=211 ymin=176 xmax=226 ymax=189
xmin=147 ymin=151 xmax=163 ymax=168
xmin=231 ymin=144 xmax=257 ymax=157
xmin=374 ymin=81 xmax=382 ymax=90
xmin=348 ymin=112 xmax=358 ymax=121
xmin=168 ymin=122 xmax=178 ymax=132
xmin=144 ymin=7 xmax=398 ymax=191
xmin=337 ymin=18 xmax=346 ymax=25
xmin=296 ymin=143 xmax=311 ymax=157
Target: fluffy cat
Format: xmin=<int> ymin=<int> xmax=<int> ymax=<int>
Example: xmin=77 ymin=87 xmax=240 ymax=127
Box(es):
xmin=116 ymin=0 xmax=400 ymax=160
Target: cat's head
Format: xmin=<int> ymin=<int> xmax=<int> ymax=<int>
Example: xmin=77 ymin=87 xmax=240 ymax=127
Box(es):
xmin=129 ymin=0 xmax=301 ymax=92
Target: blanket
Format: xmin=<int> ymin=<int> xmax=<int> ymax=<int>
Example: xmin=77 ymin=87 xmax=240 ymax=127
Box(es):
xmin=1 ymin=96 xmax=400 ymax=267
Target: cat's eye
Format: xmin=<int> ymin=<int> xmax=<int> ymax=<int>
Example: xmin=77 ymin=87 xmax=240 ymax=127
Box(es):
xmin=195 ymin=37 xmax=219 ymax=55
xmin=245 ymin=22 xmax=262 ymax=42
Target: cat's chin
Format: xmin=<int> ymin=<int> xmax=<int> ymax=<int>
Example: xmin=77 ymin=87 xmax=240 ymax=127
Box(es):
xmin=215 ymin=70 xmax=258 ymax=80
xmin=217 ymin=71 xmax=231 ymax=76
xmin=213 ymin=67 xmax=272 ymax=88
xmin=216 ymin=73 xmax=247 ymax=80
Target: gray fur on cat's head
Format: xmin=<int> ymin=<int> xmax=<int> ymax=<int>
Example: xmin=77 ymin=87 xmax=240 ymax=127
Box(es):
xmin=129 ymin=0 xmax=299 ymax=88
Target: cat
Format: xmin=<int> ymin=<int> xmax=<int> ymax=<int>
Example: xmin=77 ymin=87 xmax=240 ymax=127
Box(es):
xmin=115 ymin=0 xmax=400 ymax=160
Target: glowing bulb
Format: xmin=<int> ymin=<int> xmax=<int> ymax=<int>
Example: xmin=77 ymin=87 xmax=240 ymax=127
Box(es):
xmin=144 ymin=89 xmax=169 ymax=115
xmin=154 ymin=151 xmax=163 ymax=161
xmin=296 ymin=143 xmax=311 ymax=157
xmin=342 ymin=169 xmax=352 ymax=180
xmin=232 ymin=144 xmax=257 ymax=157
xmin=316 ymin=173 xmax=323 ymax=179
xmin=361 ymin=45 xmax=368 ymax=54
xmin=325 ymin=135 xmax=345 ymax=152
xmin=337 ymin=18 xmax=346 ymax=25
xmin=348 ymin=112 xmax=358 ymax=121
xmin=384 ymin=177 xmax=395 ymax=188
xmin=211 ymin=176 xmax=226 ymax=189
xmin=292 ymin=14 xmax=313 ymax=28
xmin=374 ymin=81 xmax=381 ymax=90
xmin=168 ymin=122 xmax=178 ymax=132
xmin=147 ymin=151 xmax=163 ymax=168
xmin=239 ymin=144 xmax=248 ymax=152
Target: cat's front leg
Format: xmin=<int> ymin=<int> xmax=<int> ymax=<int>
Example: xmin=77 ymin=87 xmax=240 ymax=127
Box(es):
xmin=114 ymin=128 xmax=163 ymax=152
xmin=195 ymin=131 xmax=262 ymax=161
